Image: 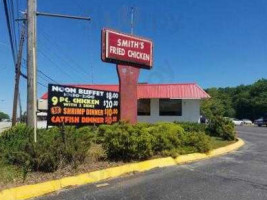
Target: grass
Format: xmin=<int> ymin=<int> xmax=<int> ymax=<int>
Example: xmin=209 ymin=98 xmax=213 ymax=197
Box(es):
xmin=0 ymin=161 xmax=22 ymax=188
xmin=210 ymin=137 xmax=235 ymax=149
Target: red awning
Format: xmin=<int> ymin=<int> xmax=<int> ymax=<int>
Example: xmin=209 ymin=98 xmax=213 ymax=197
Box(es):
xmin=41 ymin=83 xmax=210 ymax=100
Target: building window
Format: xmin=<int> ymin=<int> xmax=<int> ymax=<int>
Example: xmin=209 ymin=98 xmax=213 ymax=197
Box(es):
xmin=159 ymin=99 xmax=182 ymax=116
xmin=138 ymin=99 xmax=151 ymax=116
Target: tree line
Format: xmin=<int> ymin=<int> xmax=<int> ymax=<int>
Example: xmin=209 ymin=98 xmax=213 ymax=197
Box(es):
xmin=0 ymin=111 xmax=9 ymax=121
xmin=201 ymin=78 xmax=267 ymax=121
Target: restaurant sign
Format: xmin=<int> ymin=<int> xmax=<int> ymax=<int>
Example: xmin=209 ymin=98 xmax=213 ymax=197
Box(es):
xmin=101 ymin=29 xmax=153 ymax=69
xmin=47 ymin=84 xmax=119 ymax=126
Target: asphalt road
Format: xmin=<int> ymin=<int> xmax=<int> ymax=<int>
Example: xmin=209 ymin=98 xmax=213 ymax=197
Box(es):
xmin=37 ymin=126 xmax=267 ymax=200
xmin=0 ymin=122 xmax=11 ymax=133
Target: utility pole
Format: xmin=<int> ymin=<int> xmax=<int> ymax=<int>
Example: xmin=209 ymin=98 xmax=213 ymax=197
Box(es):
xmin=19 ymin=92 xmax=23 ymax=122
xmin=25 ymin=0 xmax=90 ymax=142
xmin=27 ymin=0 xmax=37 ymax=142
xmin=12 ymin=21 xmax=26 ymax=126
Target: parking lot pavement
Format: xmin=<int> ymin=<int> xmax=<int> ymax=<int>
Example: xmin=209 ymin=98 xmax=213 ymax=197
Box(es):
xmin=35 ymin=126 xmax=267 ymax=200
xmin=0 ymin=122 xmax=11 ymax=133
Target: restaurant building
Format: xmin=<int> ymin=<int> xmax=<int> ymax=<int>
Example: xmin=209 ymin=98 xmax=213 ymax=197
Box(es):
xmin=39 ymin=83 xmax=209 ymax=123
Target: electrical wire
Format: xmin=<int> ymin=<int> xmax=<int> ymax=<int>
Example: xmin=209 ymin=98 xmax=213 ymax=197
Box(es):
xmin=38 ymin=50 xmax=76 ymax=82
xmin=8 ymin=0 xmax=18 ymax=52
xmin=37 ymin=81 xmax=47 ymax=88
xmin=38 ymin=28 xmax=92 ymax=80
xmin=22 ymin=59 xmax=58 ymax=84
xmin=38 ymin=70 xmax=58 ymax=84
xmin=3 ymin=0 xmax=17 ymax=65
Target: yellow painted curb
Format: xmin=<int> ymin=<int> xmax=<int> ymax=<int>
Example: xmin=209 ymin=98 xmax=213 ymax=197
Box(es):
xmin=175 ymin=138 xmax=245 ymax=164
xmin=0 ymin=138 xmax=244 ymax=200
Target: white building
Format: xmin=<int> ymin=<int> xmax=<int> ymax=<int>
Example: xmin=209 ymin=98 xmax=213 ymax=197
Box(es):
xmin=39 ymin=83 xmax=209 ymax=123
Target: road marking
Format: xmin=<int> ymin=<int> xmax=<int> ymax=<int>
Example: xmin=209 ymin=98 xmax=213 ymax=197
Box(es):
xmin=96 ymin=183 xmax=109 ymax=188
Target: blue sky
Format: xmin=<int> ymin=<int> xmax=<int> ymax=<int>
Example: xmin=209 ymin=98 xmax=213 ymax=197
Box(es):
xmin=0 ymin=0 xmax=267 ymax=115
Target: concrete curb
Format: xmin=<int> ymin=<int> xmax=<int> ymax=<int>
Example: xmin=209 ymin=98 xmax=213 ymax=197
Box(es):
xmin=0 ymin=138 xmax=245 ymax=200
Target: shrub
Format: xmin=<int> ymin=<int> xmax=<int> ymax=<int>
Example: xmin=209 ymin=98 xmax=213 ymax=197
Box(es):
xmin=99 ymin=122 xmax=154 ymax=161
xmin=0 ymin=122 xmax=215 ymax=174
xmin=174 ymin=122 xmax=207 ymax=133
xmin=147 ymin=122 xmax=184 ymax=154
xmin=181 ymin=131 xmax=211 ymax=153
xmin=86 ymin=143 xmax=107 ymax=162
xmin=0 ymin=124 xmax=34 ymax=170
xmin=207 ymin=116 xmax=236 ymax=141
xmin=0 ymin=124 xmax=94 ymax=173
xmin=99 ymin=122 xmax=212 ymax=160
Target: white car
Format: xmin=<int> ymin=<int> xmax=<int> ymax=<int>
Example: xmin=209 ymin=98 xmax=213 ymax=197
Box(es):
xmin=242 ymin=119 xmax=253 ymax=125
xmin=230 ymin=118 xmax=244 ymax=126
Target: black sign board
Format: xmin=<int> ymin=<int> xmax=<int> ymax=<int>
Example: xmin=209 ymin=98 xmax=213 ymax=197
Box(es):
xmin=47 ymin=84 xmax=120 ymax=126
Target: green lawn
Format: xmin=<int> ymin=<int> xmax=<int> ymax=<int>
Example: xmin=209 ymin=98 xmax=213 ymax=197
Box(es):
xmin=0 ymin=161 xmax=22 ymax=187
xmin=210 ymin=137 xmax=235 ymax=149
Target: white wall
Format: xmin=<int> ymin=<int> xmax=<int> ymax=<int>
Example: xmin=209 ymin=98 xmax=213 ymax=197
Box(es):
xmin=38 ymin=98 xmax=201 ymax=124
xmin=138 ymin=99 xmax=200 ymax=123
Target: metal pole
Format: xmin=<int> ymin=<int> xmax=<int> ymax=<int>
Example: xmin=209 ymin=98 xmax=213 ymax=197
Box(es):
xmin=130 ymin=7 xmax=134 ymax=35
xmin=27 ymin=0 xmax=37 ymax=142
xmin=12 ymin=22 xmax=26 ymax=126
xmin=36 ymin=12 xmax=91 ymax=21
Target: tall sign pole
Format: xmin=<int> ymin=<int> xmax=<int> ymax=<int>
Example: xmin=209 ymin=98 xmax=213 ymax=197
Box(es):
xmin=27 ymin=0 xmax=37 ymax=142
xmin=102 ymin=28 xmax=153 ymax=124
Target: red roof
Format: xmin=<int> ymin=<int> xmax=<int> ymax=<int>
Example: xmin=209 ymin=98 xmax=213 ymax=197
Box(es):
xmin=41 ymin=83 xmax=210 ymax=99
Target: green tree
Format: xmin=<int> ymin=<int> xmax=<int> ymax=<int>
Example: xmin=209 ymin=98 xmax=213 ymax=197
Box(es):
xmin=201 ymin=88 xmax=228 ymax=119
xmin=0 ymin=111 xmax=10 ymax=121
xmin=201 ymin=79 xmax=267 ymax=121
xmin=249 ymin=79 xmax=267 ymax=120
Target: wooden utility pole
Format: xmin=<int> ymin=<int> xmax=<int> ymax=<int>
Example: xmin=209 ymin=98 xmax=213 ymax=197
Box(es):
xmin=12 ymin=22 xmax=26 ymax=126
xmin=25 ymin=0 xmax=90 ymax=142
xmin=27 ymin=0 xmax=37 ymax=142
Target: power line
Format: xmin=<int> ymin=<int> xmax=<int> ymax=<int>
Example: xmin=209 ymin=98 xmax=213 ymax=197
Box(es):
xmin=38 ymin=69 xmax=58 ymax=84
xmin=22 ymin=60 xmax=58 ymax=84
xmin=37 ymin=81 xmax=47 ymax=88
xmin=38 ymin=43 xmax=87 ymax=81
xmin=38 ymin=30 xmax=91 ymax=78
xmin=8 ymin=0 xmax=18 ymax=51
xmin=38 ymin=50 xmax=76 ymax=82
xmin=21 ymin=64 xmax=47 ymax=89
xmin=3 ymin=0 xmax=17 ymax=65
xmin=38 ymin=75 xmax=50 ymax=84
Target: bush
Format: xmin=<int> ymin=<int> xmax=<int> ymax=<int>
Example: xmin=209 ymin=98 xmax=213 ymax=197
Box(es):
xmin=99 ymin=122 xmax=212 ymax=160
xmin=207 ymin=116 xmax=236 ymax=141
xmin=0 ymin=122 xmax=216 ymax=174
xmin=147 ymin=122 xmax=184 ymax=154
xmin=86 ymin=143 xmax=107 ymax=162
xmin=181 ymin=132 xmax=211 ymax=153
xmin=99 ymin=122 xmax=154 ymax=161
xmin=0 ymin=124 xmax=94 ymax=173
xmin=174 ymin=122 xmax=207 ymax=133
